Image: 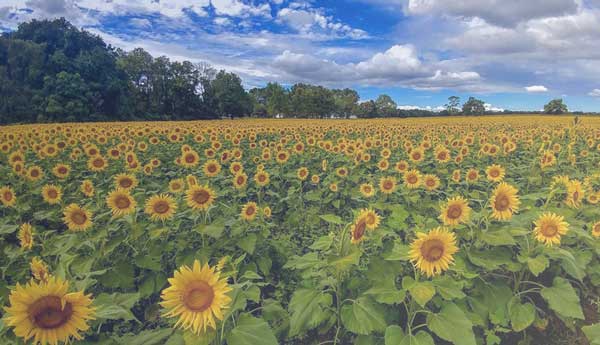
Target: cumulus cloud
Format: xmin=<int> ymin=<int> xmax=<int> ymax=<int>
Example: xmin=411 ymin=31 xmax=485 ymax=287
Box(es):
xmin=590 ymin=89 xmax=600 ymax=97
xmin=407 ymin=0 xmax=579 ymax=27
xmin=276 ymin=7 xmax=368 ymax=39
xmin=525 ymin=85 xmax=548 ymax=92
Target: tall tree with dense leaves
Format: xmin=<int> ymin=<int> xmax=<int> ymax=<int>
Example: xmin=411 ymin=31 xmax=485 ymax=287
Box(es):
xmin=544 ymin=99 xmax=568 ymax=114
xmin=462 ymin=97 xmax=486 ymax=115
xmin=211 ymin=70 xmax=252 ymax=118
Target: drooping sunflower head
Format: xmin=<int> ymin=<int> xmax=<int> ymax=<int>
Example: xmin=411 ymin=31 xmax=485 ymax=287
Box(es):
xmin=80 ymin=180 xmax=95 ymax=197
xmin=241 ymin=201 xmax=258 ymax=221
xmin=160 ymin=260 xmax=232 ymax=335
xmin=533 ymin=212 xmax=569 ymax=246
xmin=145 ymin=194 xmax=177 ymax=221
xmin=186 ymin=185 xmax=216 ymax=211
xmin=114 ymin=173 xmax=138 ymax=191
xmin=451 ymin=169 xmax=461 ymax=183
xmin=329 ymin=182 xmax=339 ymax=192
xmin=490 ymin=182 xmax=520 ymax=221
xmin=359 ymin=183 xmax=375 ymax=198
xmin=439 ymin=196 xmax=471 ymax=226
xmin=409 ymin=227 xmax=459 ymax=277
xmin=565 ymin=180 xmax=584 ymax=208
xmin=358 ymin=208 xmax=381 ymax=230
xmin=106 ymin=189 xmax=137 ymax=217
xmin=591 ymin=221 xmax=600 ymax=238
xmin=485 ymin=164 xmax=505 ymax=182
xmin=30 ymin=257 xmax=49 ymax=282
xmin=63 ymin=204 xmax=93 ymax=231
xmin=350 ymin=217 xmax=368 ymax=244
xmin=403 ymin=169 xmax=422 ymax=189
xmin=42 ymin=184 xmax=62 ymax=205
xmin=263 ymin=206 xmax=272 ymax=219
xmin=379 ymin=176 xmax=397 ymax=194
xmin=0 ymin=186 xmax=17 ymax=207
xmin=4 ymin=276 xmax=95 ymax=345
xmin=18 ymin=223 xmax=34 ymax=250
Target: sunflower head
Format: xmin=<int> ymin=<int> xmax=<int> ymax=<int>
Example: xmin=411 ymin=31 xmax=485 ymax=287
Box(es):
xmin=409 ymin=227 xmax=458 ymax=277
xmin=358 ymin=208 xmax=381 ymax=230
xmin=490 ymin=182 xmax=520 ymax=221
xmin=297 ymin=167 xmax=309 ymax=181
xmin=359 ymin=183 xmax=375 ymax=198
xmin=379 ymin=176 xmax=397 ymax=194
xmin=233 ymin=172 xmax=248 ymax=189
xmin=30 ymin=257 xmax=50 ymax=282
xmin=241 ymin=201 xmax=258 ymax=221
xmin=0 ymin=186 xmax=17 ymax=207
xmin=565 ymin=180 xmax=584 ymax=208
xmin=114 ymin=174 xmax=138 ymax=191
xmin=63 ymin=204 xmax=93 ymax=231
xmin=106 ymin=189 xmax=137 ymax=217
xmin=351 ymin=217 xmax=368 ymax=244
xmin=169 ymin=178 xmax=185 ymax=193
xmin=18 ymin=223 xmax=34 ymax=250
xmin=439 ymin=196 xmax=471 ymax=226
xmin=203 ymin=160 xmax=222 ymax=177
xmin=4 ymin=276 xmax=95 ymax=345
xmin=404 ymin=169 xmax=422 ymax=189
xmin=485 ymin=164 xmax=505 ymax=182
xmin=186 ymin=185 xmax=216 ymax=211
xmin=145 ymin=194 xmax=177 ymax=221
xmin=423 ymin=174 xmax=440 ymax=191
xmin=87 ymin=155 xmax=107 ymax=172
xmin=42 ymin=184 xmax=62 ymax=205
xmin=160 ymin=260 xmax=231 ymax=335
xmin=80 ymin=180 xmax=95 ymax=197
xmin=533 ymin=213 xmax=568 ymax=246
xmin=466 ymin=169 xmax=479 ymax=183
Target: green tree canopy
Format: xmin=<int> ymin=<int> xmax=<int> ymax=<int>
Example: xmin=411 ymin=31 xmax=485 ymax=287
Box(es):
xmin=544 ymin=99 xmax=568 ymax=114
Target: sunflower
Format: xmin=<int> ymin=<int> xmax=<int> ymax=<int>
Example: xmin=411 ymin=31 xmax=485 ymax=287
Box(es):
xmin=409 ymin=227 xmax=458 ymax=277
xmin=336 ymin=167 xmax=348 ymax=178
xmin=358 ymin=209 xmax=381 ymax=230
xmin=466 ymin=169 xmax=479 ymax=183
xmin=254 ymin=170 xmax=270 ymax=187
xmin=275 ymin=150 xmax=289 ymax=164
xmin=186 ymin=175 xmax=198 ymax=187
xmin=4 ymin=276 xmax=95 ymax=345
xmin=394 ymin=160 xmax=409 ymax=173
xmin=233 ymin=172 xmax=248 ymax=189
xmin=404 ymin=169 xmax=422 ymax=189
xmin=42 ymin=184 xmax=62 ymax=205
xmin=160 ymin=260 xmax=231 ymax=335
xmin=145 ymin=194 xmax=177 ymax=221
xmin=423 ymin=174 xmax=440 ymax=191
xmin=27 ymin=165 xmax=44 ymax=181
xmin=63 ymin=204 xmax=93 ymax=231
xmin=241 ymin=201 xmax=258 ymax=221
xmin=359 ymin=183 xmax=375 ymax=198
xmin=106 ymin=189 xmax=137 ymax=217
xmin=30 ymin=257 xmax=50 ymax=282
xmin=52 ymin=164 xmax=71 ymax=179
xmin=297 ymin=167 xmax=309 ymax=181
xmin=169 ymin=179 xmax=185 ymax=193
xmin=19 ymin=223 xmax=34 ymax=250
xmin=490 ymin=182 xmax=520 ymax=221
xmin=565 ymin=180 xmax=584 ymax=208
xmin=203 ymin=160 xmax=222 ymax=177
xmin=451 ymin=169 xmax=461 ymax=183
xmin=80 ymin=180 xmax=95 ymax=197
xmin=350 ymin=217 xmax=368 ymax=244
xmin=87 ymin=155 xmax=107 ymax=172
xmin=114 ymin=173 xmax=138 ymax=191
xmin=379 ymin=176 xmax=397 ymax=194
xmin=485 ymin=164 xmax=505 ymax=182
xmin=439 ymin=196 xmax=471 ymax=226
xmin=533 ymin=213 xmax=569 ymax=246
xmin=592 ymin=221 xmax=600 ymax=238
xmin=263 ymin=206 xmax=272 ymax=219
xmin=186 ymin=185 xmax=216 ymax=211
xmin=181 ymin=151 xmax=200 ymax=168
xmin=409 ymin=148 xmax=424 ymax=163
xmin=329 ymin=183 xmax=338 ymax=192
xmin=0 ymin=186 xmax=17 ymax=207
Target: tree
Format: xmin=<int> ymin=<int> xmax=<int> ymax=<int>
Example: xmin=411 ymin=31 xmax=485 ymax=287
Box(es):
xmin=544 ymin=99 xmax=568 ymax=114
xmin=445 ymin=96 xmax=461 ymax=115
xmin=211 ymin=70 xmax=252 ymax=118
xmin=462 ymin=97 xmax=485 ymax=115
xmin=333 ymin=88 xmax=359 ymax=118
xmin=375 ymin=94 xmax=397 ymax=117
xmin=289 ymin=84 xmax=335 ymax=118
xmin=356 ymin=100 xmax=378 ymax=118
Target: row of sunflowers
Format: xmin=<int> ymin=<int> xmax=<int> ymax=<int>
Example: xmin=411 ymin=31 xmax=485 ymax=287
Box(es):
xmin=1 ymin=116 xmax=600 ymax=345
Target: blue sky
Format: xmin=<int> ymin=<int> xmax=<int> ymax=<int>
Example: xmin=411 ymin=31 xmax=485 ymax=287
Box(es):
xmin=2 ymin=0 xmax=600 ymax=111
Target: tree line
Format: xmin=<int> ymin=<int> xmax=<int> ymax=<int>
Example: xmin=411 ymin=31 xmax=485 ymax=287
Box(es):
xmin=0 ymin=18 xmax=577 ymax=124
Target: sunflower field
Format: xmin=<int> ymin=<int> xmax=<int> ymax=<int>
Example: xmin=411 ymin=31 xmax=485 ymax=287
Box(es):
xmin=2 ymin=116 xmax=600 ymax=345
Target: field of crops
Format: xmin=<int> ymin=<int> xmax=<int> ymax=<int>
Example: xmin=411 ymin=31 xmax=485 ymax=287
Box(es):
xmin=2 ymin=116 xmax=600 ymax=345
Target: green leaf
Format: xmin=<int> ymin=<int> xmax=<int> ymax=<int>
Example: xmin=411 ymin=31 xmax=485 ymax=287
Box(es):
xmin=328 ymin=248 xmax=361 ymax=271
xmin=95 ymin=292 xmax=140 ymax=321
xmin=582 ymin=324 xmax=600 ymax=345
xmin=427 ymin=302 xmax=476 ymax=345
xmin=196 ymin=220 xmax=225 ymax=239
xmin=433 ymin=276 xmax=465 ymax=300
xmin=341 ymin=297 xmax=387 ymax=335
xmin=527 ymin=255 xmax=549 ymax=277
xmin=384 ymin=325 xmax=404 ymax=345
xmin=480 ymin=230 xmax=515 ymax=246
xmin=238 ymin=233 xmax=257 ymax=254
xmin=546 ymin=248 xmax=585 ymax=281
xmin=114 ymin=328 xmax=173 ymax=345
xmin=540 ymin=277 xmax=584 ymax=319
xmin=0 ymin=224 xmax=18 ymax=235
xmin=364 ymin=284 xmax=406 ymax=305
xmin=319 ymin=214 xmax=344 ymax=224
xmin=400 ymin=332 xmax=435 ymax=345
xmin=284 ymin=252 xmax=321 ymax=270
xmin=310 ymin=235 xmax=333 ymax=250
xmin=288 ymin=289 xmax=332 ymax=337
xmin=409 ymin=281 xmax=436 ymax=307
xmin=508 ymin=297 xmax=535 ymax=332
xmin=226 ymin=314 xmax=278 ymax=345
xmin=384 ymin=241 xmax=410 ymax=261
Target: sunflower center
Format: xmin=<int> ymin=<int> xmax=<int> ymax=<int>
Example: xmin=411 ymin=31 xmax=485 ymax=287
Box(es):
xmin=71 ymin=210 xmax=87 ymax=225
xmin=541 ymin=223 xmax=559 ymax=237
xmin=494 ymin=194 xmax=510 ymax=211
xmin=208 ymin=165 xmax=216 ymax=173
xmin=490 ymin=170 xmax=499 ymax=177
xmin=193 ymin=190 xmax=210 ymax=204
xmin=93 ymin=158 xmax=104 ymax=167
xmin=573 ymin=191 xmax=579 ymax=201
xmin=185 ymin=154 xmax=195 ymax=163
xmin=58 ymin=167 xmax=67 ymax=174
xmin=47 ymin=189 xmax=58 ymax=199
xmin=29 ymin=296 xmax=73 ymax=329
xmin=115 ymin=195 xmax=131 ymax=209
xmin=366 ymin=214 xmax=376 ymax=225
xmin=407 ymin=175 xmax=418 ymax=184
xmin=154 ymin=201 xmax=170 ymax=214
xmin=421 ymin=239 xmax=445 ymax=262
xmin=4 ymin=191 xmax=13 ymax=201
xmin=183 ymin=281 xmax=215 ymax=312
xmin=120 ymin=178 xmax=133 ymax=188
xmin=383 ymin=181 xmax=393 ymax=190
xmin=447 ymin=205 xmax=462 ymax=219
xmin=426 ymin=179 xmax=435 ymax=187
xmin=246 ymin=205 xmax=256 ymax=216
xmin=237 ymin=176 xmax=245 ymax=185
xmin=31 ymin=169 xmax=40 ymax=177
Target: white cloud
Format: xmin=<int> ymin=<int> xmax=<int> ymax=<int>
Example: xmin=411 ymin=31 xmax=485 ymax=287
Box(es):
xmin=276 ymin=7 xmax=369 ymax=39
xmin=590 ymin=89 xmax=600 ymax=97
xmin=484 ymin=103 xmax=505 ymax=112
xmin=525 ymin=85 xmax=548 ymax=92
xmin=210 ymin=0 xmax=271 ymax=18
